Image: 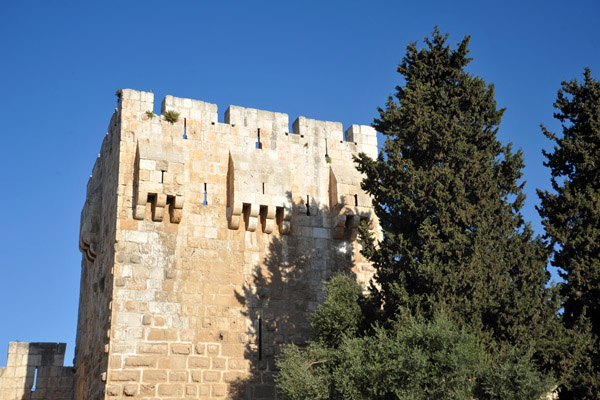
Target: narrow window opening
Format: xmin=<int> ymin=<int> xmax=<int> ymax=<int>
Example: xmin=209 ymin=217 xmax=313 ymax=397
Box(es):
xmin=344 ymin=213 xmax=355 ymax=241
xmin=160 ymin=171 xmax=165 ymax=183
xmin=306 ymin=195 xmax=311 ymax=216
xmin=256 ymin=128 xmax=262 ymax=149
xmin=262 ymin=182 xmax=265 ymax=194
xmin=354 ymin=194 xmax=358 ymax=207
xmin=31 ymin=367 xmax=38 ymax=391
xmin=183 ymin=118 xmax=187 ymax=139
xmin=203 ymin=183 xmax=208 ymax=206
xmin=258 ymin=316 xmax=263 ymax=360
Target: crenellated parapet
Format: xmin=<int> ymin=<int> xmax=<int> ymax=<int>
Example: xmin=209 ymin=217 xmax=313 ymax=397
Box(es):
xmin=162 ymin=95 xmax=218 ymax=126
xmin=225 ymin=105 xmax=289 ymax=132
xmin=110 ymin=89 xmax=378 ymax=236
xmin=0 ymin=342 xmax=74 ymax=400
xmin=293 ymin=116 xmax=345 ymax=143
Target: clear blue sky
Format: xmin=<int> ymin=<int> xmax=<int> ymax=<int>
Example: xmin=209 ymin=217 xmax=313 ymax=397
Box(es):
xmin=1 ymin=0 xmax=599 ymax=366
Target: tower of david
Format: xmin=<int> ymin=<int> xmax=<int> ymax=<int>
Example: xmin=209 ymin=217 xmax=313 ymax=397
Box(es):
xmin=0 ymin=89 xmax=378 ymax=399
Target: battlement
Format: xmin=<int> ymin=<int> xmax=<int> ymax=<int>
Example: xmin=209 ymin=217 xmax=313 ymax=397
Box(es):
xmin=116 ymin=89 xmax=378 ymax=159
xmin=0 ymin=342 xmax=74 ymax=400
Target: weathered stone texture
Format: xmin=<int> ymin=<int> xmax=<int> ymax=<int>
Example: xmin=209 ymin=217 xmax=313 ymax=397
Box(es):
xmin=0 ymin=342 xmax=74 ymax=400
xmin=0 ymin=89 xmax=378 ymax=400
xmin=86 ymin=89 xmax=379 ymax=399
xmin=73 ymin=104 xmax=124 ymax=400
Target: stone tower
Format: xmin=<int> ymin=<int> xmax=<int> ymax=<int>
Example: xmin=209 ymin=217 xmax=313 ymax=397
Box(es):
xmin=76 ymin=89 xmax=379 ymax=399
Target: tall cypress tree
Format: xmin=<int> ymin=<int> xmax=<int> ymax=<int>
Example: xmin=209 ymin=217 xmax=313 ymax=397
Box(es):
xmin=356 ymin=28 xmax=559 ymax=352
xmin=538 ymin=68 xmax=600 ymax=399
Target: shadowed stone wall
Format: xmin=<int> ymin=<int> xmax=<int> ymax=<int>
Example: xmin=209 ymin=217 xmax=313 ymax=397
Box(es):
xmin=0 ymin=342 xmax=74 ymax=400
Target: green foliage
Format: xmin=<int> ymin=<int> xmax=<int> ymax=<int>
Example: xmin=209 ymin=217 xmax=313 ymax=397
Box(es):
xmin=277 ymin=290 xmax=553 ymax=400
xmin=475 ymin=346 xmax=555 ymax=400
xmin=538 ymin=68 xmax=600 ymax=399
xmin=164 ymin=110 xmax=180 ymax=124
xmin=354 ymin=27 xmax=560 ymax=354
xmin=145 ymin=110 xmax=155 ymax=119
xmin=325 ymin=155 xmax=332 ymax=163
xmin=308 ymin=274 xmax=363 ymax=348
xmin=277 ymin=28 xmax=563 ymax=400
xmin=331 ymin=315 xmax=488 ymax=399
xmin=276 ymin=344 xmax=331 ymax=400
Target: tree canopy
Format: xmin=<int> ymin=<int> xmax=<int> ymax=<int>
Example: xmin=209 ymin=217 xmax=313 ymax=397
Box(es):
xmin=276 ymin=28 xmax=567 ymax=399
xmin=355 ymin=28 xmax=559 ymax=352
xmin=276 ymin=276 xmax=553 ymax=400
xmin=538 ymin=68 xmax=600 ymax=399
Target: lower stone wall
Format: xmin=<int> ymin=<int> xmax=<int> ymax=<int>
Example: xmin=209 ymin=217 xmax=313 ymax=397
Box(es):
xmin=0 ymin=342 xmax=74 ymax=400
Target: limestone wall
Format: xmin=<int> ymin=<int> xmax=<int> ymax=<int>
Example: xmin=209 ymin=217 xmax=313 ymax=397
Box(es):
xmin=0 ymin=342 xmax=74 ymax=400
xmin=73 ymin=106 xmax=123 ymax=399
xmin=76 ymin=89 xmax=379 ymax=399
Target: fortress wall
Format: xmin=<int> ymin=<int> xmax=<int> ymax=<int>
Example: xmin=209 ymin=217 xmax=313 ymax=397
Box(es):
xmin=73 ymin=89 xmax=379 ymax=399
xmin=0 ymin=342 xmax=74 ymax=400
xmin=73 ymin=104 xmax=124 ymax=399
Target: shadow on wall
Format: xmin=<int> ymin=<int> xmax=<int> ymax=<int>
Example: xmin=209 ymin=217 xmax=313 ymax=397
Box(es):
xmin=228 ymin=198 xmax=363 ymax=399
xmin=0 ymin=342 xmax=75 ymax=400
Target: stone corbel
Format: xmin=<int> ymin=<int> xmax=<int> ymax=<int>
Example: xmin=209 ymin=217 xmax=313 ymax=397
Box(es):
xmin=79 ymin=190 xmax=102 ymax=263
xmin=79 ymin=234 xmax=98 ymax=263
xmin=134 ymin=192 xmax=146 ymax=220
xmin=228 ymin=202 xmax=243 ymax=230
xmin=246 ymin=204 xmax=261 ymax=232
xmin=278 ymin=207 xmax=292 ymax=235
xmin=151 ymin=193 xmax=167 ymax=221
xmin=169 ymin=195 xmax=184 ymax=223
xmin=261 ymin=206 xmax=276 ymax=234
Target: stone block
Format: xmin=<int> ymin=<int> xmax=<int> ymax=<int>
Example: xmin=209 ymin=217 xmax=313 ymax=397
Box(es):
xmin=188 ymin=356 xmax=210 ymax=369
xmin=138 ymin=343 xmax=168 ymax=354
xmin=158 ymin=383 xmax=182 ymax=396
xmin=124 ymin=356 xmax=156 ymax=367
xmin=123 ymin=383 xmax=137 ymax=396
xmin=211 ymin=357 xmax=226 ymax=370
xmin=171 ymin=343 xmax=191 ymax=354
xmin=204 ymin=371 xmax=221 ymax=382
xmin=139 ymin=383 xmax=156 ymax=396
xmin=110 ymin=370 xmax=140 ymax=382
xmin=185 ymin=384 xmax=197 ymax=396
xmin=213 ymin=383 xmax=227 ymax=397
xmin=191 ymin=371 xmax=202 ymax=382
xmin=142 ymin=370 xmax=167 ymax=383
xmin=169 ymin=371 xmax=187 ymax=382
xmin=106 ymin=385 xmax=120 ymax=396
